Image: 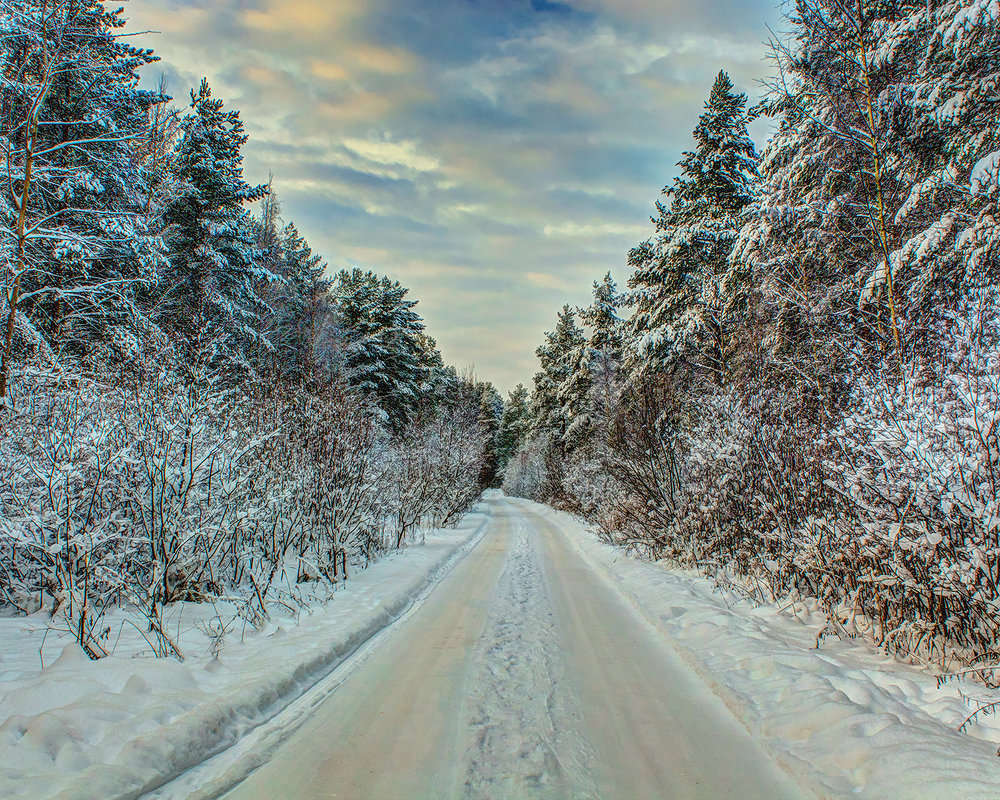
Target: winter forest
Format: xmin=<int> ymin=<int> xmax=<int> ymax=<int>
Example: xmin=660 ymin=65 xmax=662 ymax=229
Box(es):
xmin=2 ymin=0 xmax=1000 ymax=755
xmin=504 ymin=0 xmax=1000 ymax=678
xmin=0 ymin=1 xmax=500 ymax=659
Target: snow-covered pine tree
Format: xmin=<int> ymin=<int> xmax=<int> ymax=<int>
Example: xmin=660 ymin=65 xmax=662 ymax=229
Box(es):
xmin=581 ymin=271 xmax=624 ymax=359
xmin=334 ymin=268 xmax=429 ymax=433
xmin=883 ymin=0 xmax=1000 ymax=317
xmin=497 ymin=383 xmax=531 ymax=473
xmin=475 ymin=380 xmax=503 ymax=487
xmin=627 ymin=71 xmax=758 ymax=385
xmin=158 ymin=79 xmax=272 ymax=364
xmin=270 ymin=222 xmax=333 ymax=380
xmin=411 ymin=330 xmax=452 ymax=417
xmin=730 ymin=0 xmax=941 ymax=376
xmin=563 ymin=272 xmax=624 ymax=451
xmin=0 ymin=0 xmax=165 ymax=396
xmin=531 ymin=304 xmax=585 ymax=442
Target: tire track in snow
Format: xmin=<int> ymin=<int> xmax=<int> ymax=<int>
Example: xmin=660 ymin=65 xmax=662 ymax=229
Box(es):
xmin=457 ymin=515 xmax=597 ymax=800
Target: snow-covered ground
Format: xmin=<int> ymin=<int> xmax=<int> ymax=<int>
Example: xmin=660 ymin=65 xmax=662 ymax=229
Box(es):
xmin=5 ymin=492 xmax=1000 ymax=799
xmin=536 ymin=500 xmax=1000 ymax=799
xmin=0 ymin=503 xmax=491 ymax=800
xmin=457 ymin=515 xmax=598 ymax=799
xmin=218 ymin=492 xmax=802 ymax=800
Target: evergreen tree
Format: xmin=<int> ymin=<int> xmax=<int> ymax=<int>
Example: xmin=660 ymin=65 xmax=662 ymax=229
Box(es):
xmin=159 ymin=79 xmax=271 ymax=360
xmin=271 ymin=222 xmax=332 ymax=379
xmin=731 ymin=1 xmax=919 ymax=372
xmin=497 ymin=383 xmax=531 ymax=472
xmin=627 ymin=71 xmax=758 ymax=384
xmin=335 ymin=268 xmax=428 ymax=433
xmin=562 ymin=272 xmax=624 ymax=450
xmin=477 ymin=381 xmax=504 ymax=487
xmin=580 ymin=272 xmax=624 ymax=359
xmin=886 ymin=0 xmax=1000 ymax=313
xmin=531 ymin=305 xmax=585 ymax=441
xmin=0 ymin=0 xmax=165 ymax=394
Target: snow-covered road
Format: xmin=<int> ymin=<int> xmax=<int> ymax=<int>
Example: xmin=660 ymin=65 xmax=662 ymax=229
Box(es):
xmin=218 ymin=495 xmax=806 ymax=800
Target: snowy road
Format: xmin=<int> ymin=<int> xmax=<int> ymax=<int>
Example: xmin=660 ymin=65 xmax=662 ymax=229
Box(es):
xmin=219 ymin=496 xmax=806 ymax=800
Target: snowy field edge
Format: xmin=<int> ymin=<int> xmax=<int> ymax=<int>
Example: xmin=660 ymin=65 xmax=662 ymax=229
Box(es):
xmin=520 ymin=498 xmax=1000 ymax=800
xmin=0 ymin=502 xmax=493 ymax=800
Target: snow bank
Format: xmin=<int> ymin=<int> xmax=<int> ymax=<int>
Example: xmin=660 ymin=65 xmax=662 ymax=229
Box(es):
xmin=527 ymin=499 xmax=1000 ymax=800
xmin=0 ymin=504 xmax=491 ymax=800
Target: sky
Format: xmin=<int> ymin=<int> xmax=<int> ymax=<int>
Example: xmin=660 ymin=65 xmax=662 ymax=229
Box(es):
xmin=124 ymin=0 xmax=782 ymax=394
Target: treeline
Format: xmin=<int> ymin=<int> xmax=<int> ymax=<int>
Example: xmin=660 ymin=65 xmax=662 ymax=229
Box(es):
xmin=503 ymin=0 xmax=1000 ymax=673
xmin=0 ymin=2 xmax=500 ymax=658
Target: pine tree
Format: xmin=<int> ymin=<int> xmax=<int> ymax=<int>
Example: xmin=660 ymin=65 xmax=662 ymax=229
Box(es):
xmin=497 ymin=383 xmax=531 ymax=472
xmin=477 ymin=381 xmax=504 ymax=487
xmin=627 ymin=71 xmax=758 ymax=384
xmin=335 ymin=268 xmax=429 ymax=433
xmin=580 ymin=272 xmax=624 ymax=359
xmin=531 ymin=305 xmax=585 ymax=441
xmin=159 ymin=79 xmax=271 ymax=361
xmin=270 ymin=222 xmax=332 ymax=379
xmin=0 ymin=0 xmax=165 ymax=395
xmin=562 ymin=272 xmax=624 ymax=450
xmin=727 ymin=0 xmax=1000 ymax=386
xmin=888 ymin=1 xmax=1000 ymax=311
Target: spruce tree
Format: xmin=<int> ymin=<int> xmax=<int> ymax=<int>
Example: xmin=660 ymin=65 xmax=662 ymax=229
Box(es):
xmin=271 ymin=222 xmax=332 ymax=379
xmin=627 ymin=71 xmax=758 ymax=384
xmin=562 ymin=272 xmax=624 ymax=450
xmin=335 ymin=268 xmax=428 ymax=433
xmin=580 ymin=272 xmax=624 ymax=359
xmin=497 ymin=383 xmax=531 ymax=472
xmin=531 ymin=305 xmax=585 ymax=441
xmin=159 ymin=79 xmax=271 ymax=361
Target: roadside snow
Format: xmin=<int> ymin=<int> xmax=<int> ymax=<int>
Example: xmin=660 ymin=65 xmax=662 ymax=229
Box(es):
xmin=0 ymin=503 xmax=491 ymax=800
xmin=528 ymin=499 xmax=1000 ymax=800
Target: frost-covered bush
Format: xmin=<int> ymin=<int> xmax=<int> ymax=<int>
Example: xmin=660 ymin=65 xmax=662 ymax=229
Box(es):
xmin=0 ymin=360 xmax=491 ymax=659
xmin=502 ymin=434 xmax=557 ymax=503
xmin=559 ymin=447 xmax=621 ymax=532
xmin=820 ymin=299 xmax=1000 ymax=663
xmin=574 ymin=298 xmax=1000 ymax=668
xmin=0 ymin=370 xmax=135 ymax=655
xmin=380 ymin=403 xmax=490 ymax=548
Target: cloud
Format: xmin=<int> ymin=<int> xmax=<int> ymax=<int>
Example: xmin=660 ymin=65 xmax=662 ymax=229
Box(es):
xmin=123 ymin=0 xmax=781 ymax=392
xmin=542 ymin=222 xmax=647 ymax=240
xmin=525 ymin=272 xmax=573 ymax=291
xmin=341 ymin=138 xmax=441 ymax=173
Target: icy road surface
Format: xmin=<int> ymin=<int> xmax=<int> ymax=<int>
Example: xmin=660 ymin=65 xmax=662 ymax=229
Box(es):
xmin=219 ymin=496 xmax=806 ymax=800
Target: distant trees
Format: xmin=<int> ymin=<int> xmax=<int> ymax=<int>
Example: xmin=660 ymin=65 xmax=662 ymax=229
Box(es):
xmin=498 ymin=383 xmax=530 ymax=473
xmin=506 ymin=1 xmax=1000 ymax=675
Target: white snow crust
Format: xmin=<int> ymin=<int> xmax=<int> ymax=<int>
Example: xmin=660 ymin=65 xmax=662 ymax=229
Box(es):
xmin=528 ymin=500 xmax=1000 ymax=800
xmin=0 ymin=506 xmax=491 ymax=800
xmin=457 ymin=518 xmax=597 ymax=798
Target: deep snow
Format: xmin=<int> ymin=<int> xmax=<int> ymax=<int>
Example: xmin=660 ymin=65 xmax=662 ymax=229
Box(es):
xmin=534 ymin=500 xmax=1000 ymax=799
xmin=0 ymin=504 xmax=491 ymax=800
xmin=4 ymin=493 xmax=1000 ymax=799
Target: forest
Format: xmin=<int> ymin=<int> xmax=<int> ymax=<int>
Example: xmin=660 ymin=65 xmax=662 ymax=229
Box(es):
xmin=0 ymin=1 xmax=501 ymax=659
xmin=502 ymin=0 xmax=1000 ymax=676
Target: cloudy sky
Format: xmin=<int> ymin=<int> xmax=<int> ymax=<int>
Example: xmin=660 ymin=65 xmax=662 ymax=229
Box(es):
xmin=125 ymin=0 xmax=782 ymax=393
